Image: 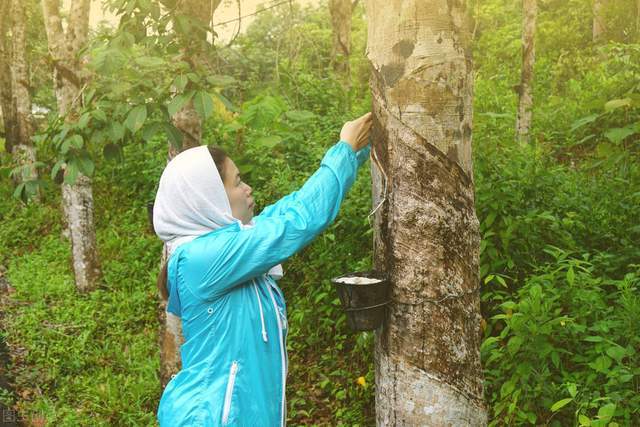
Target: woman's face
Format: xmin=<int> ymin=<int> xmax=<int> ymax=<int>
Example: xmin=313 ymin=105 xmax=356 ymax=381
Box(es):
xmin=222 ymin=157 xmax=254 ymax=224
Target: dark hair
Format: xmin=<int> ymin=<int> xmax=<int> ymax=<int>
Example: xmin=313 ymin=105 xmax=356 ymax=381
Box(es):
xmin=157 ymin=145 xmax=229 ymax=301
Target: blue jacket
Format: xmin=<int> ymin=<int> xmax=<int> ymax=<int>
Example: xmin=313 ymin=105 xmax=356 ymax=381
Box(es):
xmin=157 ymin=141 xmax=370 ymax=426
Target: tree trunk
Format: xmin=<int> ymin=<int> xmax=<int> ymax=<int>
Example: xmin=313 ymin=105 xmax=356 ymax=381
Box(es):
xmin=0 ymin=1 xmax=16 ymax=154
xmin=637 ymin=0 xmax=640 ymax=39
xmin=42 ymin=0 xmax=101 ymax=293
xmin=364 ymin=0 xmax=486 ymax=424
xmin=516 ymin=0 xmax=537 ymax=143
xmin=10 ymin=0 xmax=39 ymax=193
xmin=159 ymin=0 xmax=222 ymax=388
xmin=329 ymin=0 xmax=352 ymax=86
xmin=593 ymin=0 xmax=606 ymax=42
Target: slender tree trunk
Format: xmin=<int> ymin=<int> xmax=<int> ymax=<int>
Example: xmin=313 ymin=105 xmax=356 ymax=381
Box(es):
xmin=636 ymin=0 xmax=640 ymax=39
xmin=0 ymin=2 xmax=17 ymax=154
xmin=593 ymin=0 xmax=606 ymax=42
xmin=329 ymin=0 xmax=352 ymax=98
xmin=159 ymin=0 xmax=222 ymax=387
xmin=516 ymin=0 xmax=537 ymax=143
xmin=42 ymin=0 xmax=101 ymax=293
xmin=364 ymin=0 xmax=486 ymax=424
xmin=10 ymin=0 xmax=39 ymax=193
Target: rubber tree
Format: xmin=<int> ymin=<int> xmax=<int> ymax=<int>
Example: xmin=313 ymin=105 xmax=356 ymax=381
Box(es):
xmin=329 ymin=0 xmax=352 ymax=84
xmin=516 ymin=0 xmax=537 ymax=143
xmin=158 ymin=0 xmax=222 ymax=387
xmin=10 ymin=0 xmax=39 ymax=191
xmin=0 ymin=1 xmax=17 ymax=154
xmin=363 ymin=0 xmax=487 ymax=424
xmin=593 ymin=0 xmax=606 ymax=42
xmin=41 ymin=0 xmax=101 ymax=293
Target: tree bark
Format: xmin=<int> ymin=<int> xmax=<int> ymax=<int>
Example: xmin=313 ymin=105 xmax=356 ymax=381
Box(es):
xmin=42 ymin=0 xmax=101 ymax=293
xmin=0 ymin=1 xmax=17 ymax=154
xmin=516 ymin=0 xmax=537 ymax=143
xmin=10 ymin=0 xmax=39 ymax=192
xmin=329 ymin=0 xmax=352 ymax=80
xmin=159 ymin=0 xmax=222 ymax=388
xmin=593 ymin=0 xmax=606 ymax=42
xmin=364 ymin=0 xmax=486 ymax=424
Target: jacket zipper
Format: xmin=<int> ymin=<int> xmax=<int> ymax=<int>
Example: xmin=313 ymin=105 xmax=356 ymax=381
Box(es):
xmin=252 ymin=280 xmax=269 ymax=342
xmin=221 ymin=360 xmax=238 ymax=425
xmin=266 ymin=284 xmax=286 ymax=427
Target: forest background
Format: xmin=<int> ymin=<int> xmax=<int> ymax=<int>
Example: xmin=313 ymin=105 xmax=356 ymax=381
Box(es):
xmin=0 ymin=0 xmax=639 ymax=425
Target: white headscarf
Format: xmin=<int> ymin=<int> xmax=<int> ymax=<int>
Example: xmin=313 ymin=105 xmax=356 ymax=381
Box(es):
xmin=153 ymin=145 xmax=283 ymax=279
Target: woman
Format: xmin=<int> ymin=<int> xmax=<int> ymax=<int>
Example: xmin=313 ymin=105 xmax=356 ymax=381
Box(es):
xmin=153 ymin=112 xmax=373 ymax=426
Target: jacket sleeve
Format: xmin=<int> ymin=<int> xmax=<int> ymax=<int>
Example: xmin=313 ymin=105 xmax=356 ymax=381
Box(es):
xmin=179 ymin=140 xmax=362 ymax=301
xmin=257 ymin=142 xmax=370 ymax=219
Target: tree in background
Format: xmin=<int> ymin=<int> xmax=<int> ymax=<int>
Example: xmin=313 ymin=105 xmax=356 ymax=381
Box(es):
xmin=158 ymin=0 xmax=222 ymax=387
xmin=593 ymin=0 xmax=607 ymax=42
xmin=364 ymin=0 xmax=486 ymax=423
xmin=0 ymin=2 xmax=16 ymax=155
xmin=329 ymin=0 xmax=352 ymax=93
xmin=516 ymin=0 xmax=537 ymax=143
xmin=10 ymin=0 xmax=40 ymax=194
xmin=41 ymin=0 xmax=102 ymax=293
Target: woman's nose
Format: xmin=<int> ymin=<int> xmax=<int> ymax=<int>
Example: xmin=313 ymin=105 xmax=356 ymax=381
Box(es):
xmin=245 ymin=184 xmax=252 ymax=195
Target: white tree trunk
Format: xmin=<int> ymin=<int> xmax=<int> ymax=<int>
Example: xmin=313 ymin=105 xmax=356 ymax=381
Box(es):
xmin=593 ymin=0 xmax=606 ymax=42
xmin=364 ymin=0 xmax=486 ymax=424
xmin=10 ymin=0 xmax=39 ymax=193
xmin=516 ymin=0 xmax=537 ymax=143
xmin=42 ymin=0 xmax=101 ymax=292
xmin=329 ymin=0 xmax=352 ymax=111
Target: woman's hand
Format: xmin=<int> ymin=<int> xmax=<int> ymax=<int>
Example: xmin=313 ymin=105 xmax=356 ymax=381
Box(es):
xmin=340 ymin=112 xmax=373 ymax=152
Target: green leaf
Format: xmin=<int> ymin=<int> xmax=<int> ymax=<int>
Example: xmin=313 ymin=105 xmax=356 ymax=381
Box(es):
xmin=589 ymin=355 xmax=612 ymax=373
xmin=125 ymin=105 xmax=147 ymax=133
xmin=597 ymin=403 xmax=616 ymax=419
xmin=254 ymin=135 xmax=282 ymax=149
xmin=77 ymin=112 xmax=91 ymax=129
xmin=163 ymin=123 xmax=183 ymax=150
xmin=578 ymin=414 xmax=591 ymax=426
xmin=206 ymin=74 xmax=236 ymax=86
xmin=567 ymin=383 xmax=577 ymax=398
xmin=605 ymin=346 xmax=626 ymax=363
xmin=193 ymin=91 xmax=214 ymax=120
xmin=142 ymin=122 xmax=162 ymax=142
xmin=212 ymin=91 xmax=236 ymax=112
xmin=61 ymin=135 xmax=84 ymax=154
xmin=583 ymin=335 xmax=604 ymax=342
xmin=51 ymin=160 xmax=65 ymax=182
xmin=13 ymin=182 xmax=25 ymax=201
xmin=570 ymin=114 xmax=599 ymax=132
xmin=64 ymin=160 xmax=79 ymax=185
xmin=604 ymin=98 xmax=631 ymax=111
xmin=167 ymin=92 xmax=193 ymax=117
xmin=134 ymin=56 xmax=164 ymax=68
xmin=92 ymin=109 xmax=107 ymax=122
xmin=110 ymin=122 xmax=125 ymax=141
xmin=550 ymin=398 xmax=573 ymax=412
xmin=567 ymin=267 xmax=575 ymax=285
xmin=604 ymin=126 xmax=636 ymax=144
xmin=77 ymin=155 xmax=95 ymax=176
xmin=103 ymin=143 xmax=122 ymax=161
xmin=285 ymin=110 xmax=315 ymax=122
xmin=173 ymin=75 xmax=188 ymax=92
xmin=507 ymin=336 xmax=523 ymax=355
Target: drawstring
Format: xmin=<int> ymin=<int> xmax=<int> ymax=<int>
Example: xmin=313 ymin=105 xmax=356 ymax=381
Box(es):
xmin=253 ymin=280 xmax=268 ymax=342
